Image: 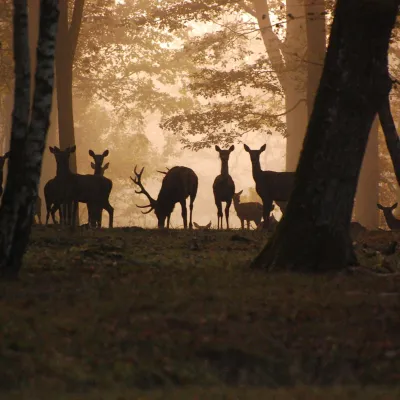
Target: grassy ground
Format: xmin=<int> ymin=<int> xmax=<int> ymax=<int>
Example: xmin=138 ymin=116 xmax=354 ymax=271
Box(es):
xmin=0 ymin=226 xmax=400 ymax=399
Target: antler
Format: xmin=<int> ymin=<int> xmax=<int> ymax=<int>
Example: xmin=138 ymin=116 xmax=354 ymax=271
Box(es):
xmin=130 ymin=165 xmax=157 ymax=214
xmin=157 ymin=167 xmax=170 ymax=175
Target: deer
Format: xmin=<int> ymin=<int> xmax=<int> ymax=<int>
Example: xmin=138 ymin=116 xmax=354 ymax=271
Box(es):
xmin=47 ymin=146 xmax=114 ymax=228
xmin=130 ymin=165 xmax=198 ymax=229
xmin=193 ymin=221 xmax=212 ymax=230
xmin=244 ymin=144 xmax=295 ymax=230
xmin=213 ymin=145 xmax=235 ymax=229
xmin=377 ymin=203 xmax=400 ymax=230
xmin=232 ymin=190 xmax=263 ymax=230
xmin=88 ymin=149 xmax=110 ymax=227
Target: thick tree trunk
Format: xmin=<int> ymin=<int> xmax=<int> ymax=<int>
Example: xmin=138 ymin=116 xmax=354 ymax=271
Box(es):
xmin=250 ymin=0 xmax=396 ymax=273
xmin=305 ymin=0 xmax=326 ymax=118
xmin=0 ymin=0 xmax=59 ymax=279
xmin=354 ymin=118 xmax=379 ymax=229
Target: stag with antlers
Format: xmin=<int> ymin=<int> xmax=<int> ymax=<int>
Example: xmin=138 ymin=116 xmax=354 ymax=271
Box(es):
xmin=213 ymin=145 xmax=235 ymax=229
xmin=131 ymin=165 xmax=198 ymax=229
xmin=244 ymin=144 xmax=294 ymax=230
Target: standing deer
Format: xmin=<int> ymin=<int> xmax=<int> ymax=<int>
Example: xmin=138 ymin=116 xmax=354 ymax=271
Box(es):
xmin=244 ymin=144 xmax=295 ymax=230
xmin=193 ymin=221 xmax=212 ymax=230
xmin=213 ymin=145 xmax=235 ymax=229
xmin=377 ymin=203 xmax=400 ymax=230
xmin=89 ymin=149 xmax=110 ymax=227
xmin=232 ymin=190 xmax=263 ymax=229
xmin=48 ymin=146 xmax=114 ymax=227
xmin=131 ymin=165 xmax=198 ymax=229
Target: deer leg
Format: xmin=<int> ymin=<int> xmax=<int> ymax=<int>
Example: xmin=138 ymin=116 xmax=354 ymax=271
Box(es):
xmin=262 ymin=200 xmax=273 ymax=230
xmin=167 ymin=215 xmax=171 ymax=228
xmin=104 ymin=201 xmax=114 ymax=228
xmin=247 ymin=220 xmax=250 ymax=230
xmin=241 ymin=219 xmax=244 ymax=230
xmin=225 ymin=200 xmax=232 ymax=230
xmin=216 ymin=201 xmax=223 ymax=230
xmin=181 ymin=200 xmax=188 ymax=229
xmin=189 ymin=196 xmax=194 ymax=230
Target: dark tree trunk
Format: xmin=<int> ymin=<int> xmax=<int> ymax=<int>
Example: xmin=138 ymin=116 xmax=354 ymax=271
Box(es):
xmin=250 ymin=0 xmax=397 ymax=273
xmin=55 ymin=0 xmax=85 ymax=175
xmin=0 ymin=0 xmax=59 ymax=279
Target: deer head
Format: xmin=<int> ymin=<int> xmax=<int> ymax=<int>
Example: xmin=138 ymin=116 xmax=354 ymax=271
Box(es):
xmin=49 ymin=145 xmax=76 ymax=172
xmin=243 ymin=144 xmax=266 ymax=163
xmin=193 ymin=221 xmax=212 ymax=230
xmin=130 ymin=165 xmax=157 ymax=213
xmin=233 ymin=190 xmax=244 ymax=204
xmin=215 ymin=145 xmax=235 ymax=163
xmin=89 ymin=149 xmax=109 ymax=174
xmin=91 ymin=162 xmax=109 ymax=176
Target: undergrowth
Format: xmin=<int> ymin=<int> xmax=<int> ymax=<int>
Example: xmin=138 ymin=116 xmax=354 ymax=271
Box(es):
xmin=0 ymin=226 xmax=399 ymax=399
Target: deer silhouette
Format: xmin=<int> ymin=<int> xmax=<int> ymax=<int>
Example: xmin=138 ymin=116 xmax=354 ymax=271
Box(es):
xmin=131 ymin=165 xmax=198 ymax=229
xmin=233 ymin=190 xmax=263 ymax=229
xmin=47 ymin=146 xmax=114 ymax=227
xmin=244 ymin=144 xmax=295 ymax=230
xmin=0 ymin=151 xmax=10 ymax=198
xmin=213 ymin=145 xmax=235 ymax=229
xmin=377 ymin=203 xmax=400 ymax=230
xmin=89 ymin=149 xmax=110 ymax=227
xmin=193 ymin=221 xmax=212 ymax=230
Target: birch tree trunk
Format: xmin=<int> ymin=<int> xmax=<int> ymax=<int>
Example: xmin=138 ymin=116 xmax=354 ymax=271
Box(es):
xmin=0 ymin=0 xmax=59 ymax=279
xmin=250 ymin=0 xmax=397 ymax=273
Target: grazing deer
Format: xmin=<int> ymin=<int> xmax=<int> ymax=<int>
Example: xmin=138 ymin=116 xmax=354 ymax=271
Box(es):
xmin=48 ymin=146 xmax=114 ymax=227
xmin=232 ymin=190 xmax=263 ymax=229
xmin=131 ymin=165 xmax=198 ymax=229
xmin=193 ymin=221 xmax=212 ymax=230
xmin=244 ymin=144 xmax=295 ymax=229
xmin=213 ymin=145 xmax=235 ymax=229
xmin=377 ymin=203 xmax=400 ymax=230
xmin=89 ymin=149 xmax=110 ymax=227
xmin=0 ymin=151 xmax=10 ymax=197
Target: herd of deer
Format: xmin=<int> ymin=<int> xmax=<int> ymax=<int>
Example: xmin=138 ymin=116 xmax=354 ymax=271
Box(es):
xmin=0 ymin=143 xmax=399 ymax=232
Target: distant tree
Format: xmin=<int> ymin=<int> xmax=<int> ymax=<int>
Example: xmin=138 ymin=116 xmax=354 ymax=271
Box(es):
xmin=250 ymin=0 xmax=398 ymax=272
xmin=0 ymin=0 xmax=59 ymax=279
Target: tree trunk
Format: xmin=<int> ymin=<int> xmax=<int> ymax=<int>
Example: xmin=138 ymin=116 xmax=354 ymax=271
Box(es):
xmin=251 ymin=0 xmax=309 ymax=172
xmin=250 ymin=0 xmax=396 ymax=273
xmin=305 ymin=0 xmax=326 ymax=118
xmin=0 ymin=0 xmax=59 ymax=279
xmin=354 ymin=118 xmax=379 ymax=229
xmin=55 ymin=0 xmax=85 ymax=174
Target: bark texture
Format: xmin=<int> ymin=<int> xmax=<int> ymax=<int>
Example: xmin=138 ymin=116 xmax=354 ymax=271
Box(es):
xmin=250 ymin=0 xmax=397 ymax=273
xmin=0 ymin=0 xmax=59 ymax=279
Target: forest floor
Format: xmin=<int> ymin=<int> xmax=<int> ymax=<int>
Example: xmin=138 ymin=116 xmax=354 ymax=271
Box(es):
xmin=0 ymin=226 xmax=400 ymax=399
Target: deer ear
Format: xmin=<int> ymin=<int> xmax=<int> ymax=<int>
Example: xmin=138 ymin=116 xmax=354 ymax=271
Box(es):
xmin=206 ymin=222 xmax=211 ymax=228
xmin=54 ymin=146 xmax=60 ymax=152
xmin=243 ymin=144 xmax=250 ymax=152
xmin=103 ymin=149 xmax=109 ymax=157
xmin=89 ymin=150 xmax=95 ymax=157
xmin=260 ymin=144 xmax=266 ymax=152
xmin=103 ymin=162 xmax=109 ymax=170
xmin=193 ymin=222 xmax=199 ymax=228
xmin=215 ymin=145 xmax=221 ymax=152
xmin=238 ymin=189 xmax=243 ymax=195
xmin=229 ymin=145 xmax=235 ymax=152
xmin=4 ymin=151 xmax=10 ymax=159
xmin=377 ymin=203 xmax=383 ymax=210
xmin=392 ymin=203 xmax=398 ymax=209
xmin=91 ymin=162 xmax=95 ymax=170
